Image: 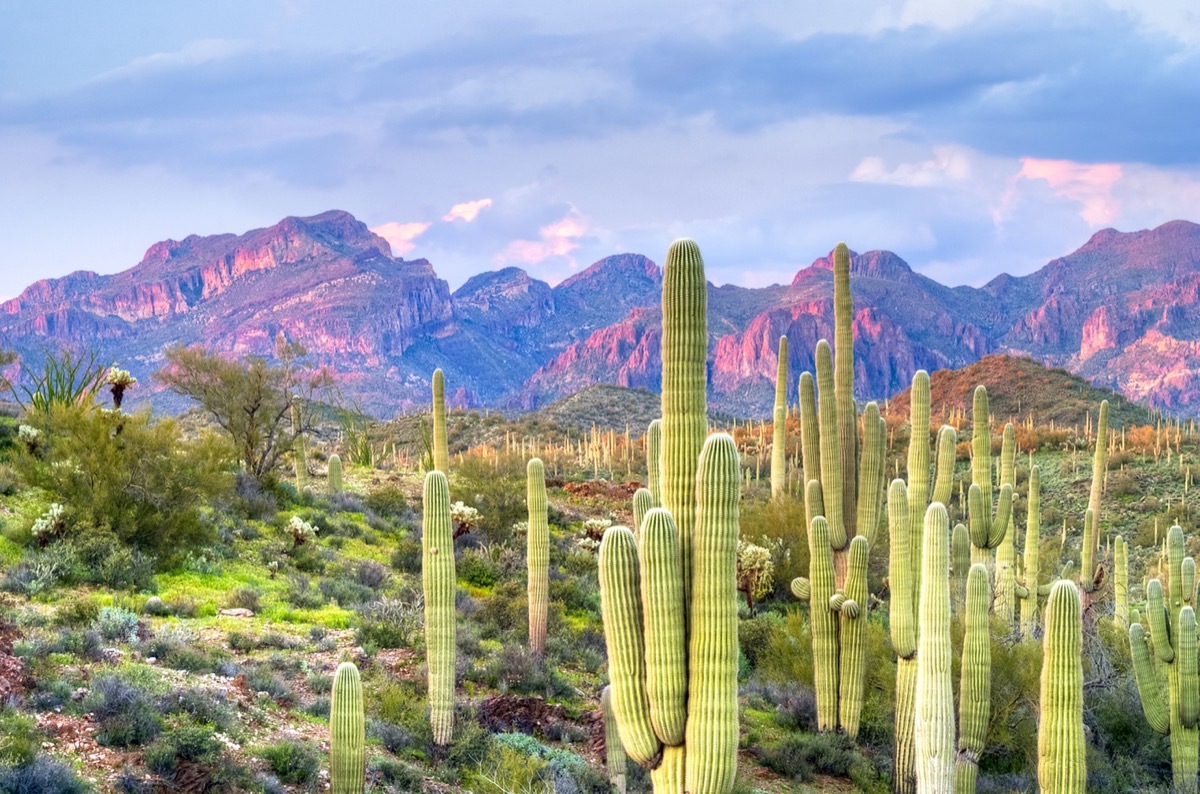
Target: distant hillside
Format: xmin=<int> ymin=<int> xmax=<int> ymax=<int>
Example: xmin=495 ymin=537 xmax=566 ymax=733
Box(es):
xmin=532 ymin=384 xmax=661 ymax=434
xmin=888 ymin=354 xmax=1157 ymax=429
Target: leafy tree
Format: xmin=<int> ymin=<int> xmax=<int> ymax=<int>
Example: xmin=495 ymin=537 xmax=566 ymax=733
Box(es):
xmin=156 ymin=338 xmax=332 ymax=482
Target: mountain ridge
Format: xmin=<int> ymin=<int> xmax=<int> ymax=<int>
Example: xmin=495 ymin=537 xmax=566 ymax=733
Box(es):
xmin=4 ymin=211 xmax=1200 ymax=417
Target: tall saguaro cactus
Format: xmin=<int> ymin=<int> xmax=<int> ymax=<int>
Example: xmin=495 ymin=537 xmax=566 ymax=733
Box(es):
xmin=1016 ymin=466 xmax=1042 ymax=638
xmin=915 ymin=503 xmax=955 ymax=793
xmin=1130 ymin=525 xmax=1199 ymax=793
xmin=527 ymin=458 xmax=549 ymax=658
xmin=422 ymin=471 xmax=456 ymax=746
xmin=1080 ymin=401 xmax=1109 ymax=603
xmin=967 ymin=387 xmax=1014 ymax=568
xmin=955 ymin=565 xmax=992 ymax=793
xmin=330 ymin=662 xmax=365 ymax=794
xmin=771 ymin=335 xmax=789 ymax=500
xmin=1113 ymin=535 xmax=1129 ymax=629
xmin=598 ymin=240 xmax=740 ymax=794
xmin=601 ymin=686 xmax=629 ymax=794
xmin=432 ymin=368 xmax=449 ymax=474
xmin=1039 ymin=580 xmax=1086 ymax=794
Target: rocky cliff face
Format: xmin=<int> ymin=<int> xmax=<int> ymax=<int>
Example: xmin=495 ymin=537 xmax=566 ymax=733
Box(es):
xmin=4 ymin=212 xmax=1200 ymax=416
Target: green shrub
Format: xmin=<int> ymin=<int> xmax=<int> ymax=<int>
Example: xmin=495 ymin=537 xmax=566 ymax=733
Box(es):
xmin=95 ymin=607 xmax=141 ymax=643
xmin=0 ymin=755 xmax=89 ymax=794
xmin=224 ymin=587 xmax=261 ymax=612
xmin=459 ymin=550 xmax=501 ymax=588
xmin=54 ymin=598 xmax=100 ymax=628
xmin=390 ymin=536 xmax=422 ymax=573
xmin=258 ymin=740 xmax=320 ymax=785
xmin=364 ymin=483 xmax=408 ymax=518
xmin=369 ymin=757 xmax=425 ymax=790
xmin=86 ymin=675 xmax=163 ymax=748
xmin=143 ymin=725 xmax=221 ymax=775
xmin=356 ymin=595 xmax=424 ymax=650
xmin=0 ymin=711 xmax=39 ymax=767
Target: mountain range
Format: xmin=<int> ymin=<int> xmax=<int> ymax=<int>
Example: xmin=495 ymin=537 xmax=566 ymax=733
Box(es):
xmin=3 ymin=209 xmax=1200 ymax=417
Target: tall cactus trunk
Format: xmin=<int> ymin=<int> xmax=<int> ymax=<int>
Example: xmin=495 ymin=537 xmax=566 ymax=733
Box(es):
xmin=601 ymin=686 xmax=629 ymax=794
xmin=1018 ymin=467 xmax=1042 ymax=637
xmin=432 ymin=368 xmax=449 ymax=474
xmin=1038 ymin=581 xmax=1086 ymax=793
xmin=330 ymin=662 xmax=365 ymax=794
xmin=771 ymin=335 xmax=789 ymax=500
xmin=527 ymin=458 xmax=549 ymax=658
xmin=647 ymin=419 xmax=663 ymax=506
xmin=1081 ymin=401 xmax=1109 ymax=611
xmin=915 ymin=503 xmax=955 ymax=794
xmin=422 ymin=471 xmax=456 ymax=745
xmin=954 ymin=565 xmax=991 ymax=794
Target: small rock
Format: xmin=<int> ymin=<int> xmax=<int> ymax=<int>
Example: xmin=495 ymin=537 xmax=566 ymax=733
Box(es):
xmin=219 ymin=608 xmax=255 ymax=618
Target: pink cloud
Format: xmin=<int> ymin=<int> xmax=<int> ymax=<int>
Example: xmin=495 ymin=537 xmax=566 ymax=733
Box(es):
xmin=497 ymin=212 xmax=588 ymax=265
xmin=1015 ymin=158 xmax=1123 ymax=225
xmin=371 ymin=221 xmax=432 ymax=256
xmin=442 ymin=198 xmax=493 ymax=222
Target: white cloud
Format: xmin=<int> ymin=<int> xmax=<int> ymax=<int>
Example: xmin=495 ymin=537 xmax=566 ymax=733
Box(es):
xmin=442 ymin=198 xmax=493 ymax=222
xmin=371 ymin=221 xmax=432 ymax=255
xmin=850 ymin=145 xmax=973 ymax=187
xmin=497 ymin=211 xmax=588 ymax=266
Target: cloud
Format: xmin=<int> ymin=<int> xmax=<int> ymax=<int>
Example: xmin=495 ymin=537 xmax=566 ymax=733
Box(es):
xmin=497 ymin=212 xmax=588 ymax=266
xmin=850 ymin=145 xmax=972 ymax=186
xmin=371 ymin=221 xmax=432 ymax=255
xmin=1014 ymin=158 xmax=1123 ymax=225
xmin=442 ymin=198 xmax=493 ymax=222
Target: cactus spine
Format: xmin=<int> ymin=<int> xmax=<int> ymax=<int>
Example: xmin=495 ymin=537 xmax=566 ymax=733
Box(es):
xmin=327 ymin=453 xmax=343 ymax=495
xmin=1130 ymin=525 xmax=1199 ymax=793
xmin=771 ymin=335 xmax=788 ymax=500
xmin=967 ymin=387 xmax=1013 ymax=568
xmin=1039 ymin=580 xmax=1086 ymax=793
xmin=646 ymin=418 xmax=662 ymax=506
xmin=330 ymin=662 xmax=365 ymax=794
xmin=915 ymin=503 xmax=955 ymax=794
xmin=432 ymin=368 xmax=449 ymax=474
xmin=422 ymin=471 xmax=456 ymax=745
xmin=601 ymin=686 xmax=628 ymax=794
xmin=598 ymin=240 xmax=739 ymax=794
xmin=955 ymin=564 xmax=991 ymax=793
xmin=527 ymin=458 xmax=549 ymax=658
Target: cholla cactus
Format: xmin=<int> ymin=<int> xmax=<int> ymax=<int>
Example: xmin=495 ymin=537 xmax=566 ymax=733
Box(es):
xmin=105 ymin=366 xmax=137 ymax=410
xmin=288 ymin=515 xmax=318 ymax=546
xmin=17 ymin=424 xmax=40 ymax=453
xmin=449 ymin=501 xmax=480 ymax=536
xmin=30 ymin=503 xmax=67 ymax=544
xmin=735 ymin=540 xmax=774 ymax=612
xmin=582 ymin=517 xmax=614 ymax=541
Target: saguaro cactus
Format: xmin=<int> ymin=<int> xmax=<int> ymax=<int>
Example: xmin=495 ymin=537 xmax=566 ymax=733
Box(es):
xmin=598 ymin=240 xmax=739 ymax=794
xmin=633 ymin=488 xmax=654 ymax=537
xmin=955 ymin=564 xmax=992 ymax=793
xmin=915 ymin=503 xmax=955 ymax=793
xmin=967 ymin=387 xmax=1013 ymax=568
xmin=646 ymin=418 xmax=662 ymax=505
xmin=527 ymin=458 xmax=549 ymax=658
xmin=422 ymin=471 xmax=456 ymax=745
xmin=771 ymin=335 xmax=788 ymax=500
xmin=1016 ymin=466 xmax=1042 ymax=638
xmin=1130 ymin=525 xmax=1199 ymax=793
xmin=432 ymin=368 xmax=449 ymax=474
xmin=1113 ymin=535 xmax=1129 ymax=629
xmin=601 ymin=686 xmax=629 ymax=794
xmin=1080 ymin=401 xmax=1109 ymax=603
xmin=330 ymin=662 xmax=365 ymax=794
xmin=1039 ymin=580 xmax=1085 ymax=794
xmin=328 ymin=453 xmax=343 ymax=495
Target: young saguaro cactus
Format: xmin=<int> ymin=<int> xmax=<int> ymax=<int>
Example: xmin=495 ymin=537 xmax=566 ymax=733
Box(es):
xmin=432 ymin=368 xmax=449 ymax=474
xmin=1039 ymin=580 xmax=1086 ymax=794
xmin=967 ymin=387 xmax=1014 ymax=568
xmin=1130 ymin=525 xmax=1199 ymax=793
xmin=632 ymin=488 xmax=654 ymax=538
xmin=527 ymin=458 xmax=549 ymax=658
xmin=422 ymin=471 xmax=456 ymax=746
xmin=328 ymin=453 xmax=343 ymax=495
xmin=598 ymin=240 xmax=740 ymax=794
xmin=771 ymin=335 xmax=789 ymax=500
xmin=330 ymin=662 xmax=365 ymax=794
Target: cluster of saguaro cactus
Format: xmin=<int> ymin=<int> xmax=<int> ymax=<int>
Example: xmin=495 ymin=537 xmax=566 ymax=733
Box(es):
xmin=1130 ymin=525 xmax=1199 ymax=792
xmin=432 ymin=368 xmax=449 ymax=474
xmin=967 ymin=387 xmax=1014 ymax=572
xmin=601 ymin=685 xmax=628 ymax=794
xmin=1039 ymin=580 xmax=1086 ymax=793
xmin=598 ymin=239 xmax=739 ymax=794
xmin=327 ymin=453 xmax=343 ymax=495
xmin=889 ymin=371 xmax=957 ymax=790
xmin=330 ymin=662 xmax=365 ymax=794
xmin=792 ymin=243 xmax=887 ymax=739
xmin=771 ymin=335 xmax=788 ymax=500
xmin=422 ymin=470 xmax=456 ymax=746
xmin=527 ymin=458 xmax=549 ymax=658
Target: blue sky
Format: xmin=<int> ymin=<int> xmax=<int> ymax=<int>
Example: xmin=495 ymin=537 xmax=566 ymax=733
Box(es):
xmin=1 ymin=0 xmax=1199 ymax=299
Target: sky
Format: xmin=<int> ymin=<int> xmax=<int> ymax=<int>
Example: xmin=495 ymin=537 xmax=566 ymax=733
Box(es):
xmin=1 ymin=0 xmax=1199 ymax=300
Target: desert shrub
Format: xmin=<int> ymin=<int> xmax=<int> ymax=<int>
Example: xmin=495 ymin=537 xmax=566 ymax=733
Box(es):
xmin=258 ymin=740 xmax=320 ymax=785
xmin=475 ymin=580 xmax=527 ymax=641
xmin=141 ymin=597 xmax=170 ymax=617
xmin=354 ymin=560 xmax=390 ymax=589
xmin=369 ymin=757 xmax=425 ymax=790
xmin=302 ymin=696 xmax=331 ymax=719
xmin=86 ymin=675 xmax=163 ymax=748
xmin=244 ymin=667 xmax=294 ymax=705
xmin=737 ymin=496 xmax=809 ymax=598
xmin=476 ymin=646 xmax=571 ymax=697
xmin=491 ymin=732 xmax=609 ymax=794
xmin=158 ymin=688 xmax=235 ymax=730
xmin=95 ymin=607 xmax=141 ymax=643
xmin=756 ymin=731 xmax=882 ymax=790
xmin=319 ymin=576 xmax=374 ymax=607
xmin=371 ymin=681 xmax=433 ymax=755
xmin=0 ymin=711 xmax=39 ymax=767
xmin=739 ymin=611 xmax=786 ymax=673
xmin=226 ymin=631 xmax=257 ymax=653
xmin=224 ymin=586 xmax=261 ymax=612
xmin=0 ymin=756 xmax=89 ymax=794
xmin=475 ymin=743 xmax=548 ymax=794
xmin=365 ymin=483 xmax=408 ymax=518
xmin=459 ymin=549 xmax=501 ymax=588
xmin=285 ymin=574 xmax=325 ymax=609
xmin=14 ymin=403 xmax=231 ymax=566
xmin=450 ymin=457 xmax=526 ymax=543
xmin=390 ymin=535 xmax=422 ymax=573
xmin=54 ymin=598 xmax=100 ymax=627
xmin=143 ymin=724 xmax=221 ymax=775
xmin=356 ymin=594 xmax=424 ymax=649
